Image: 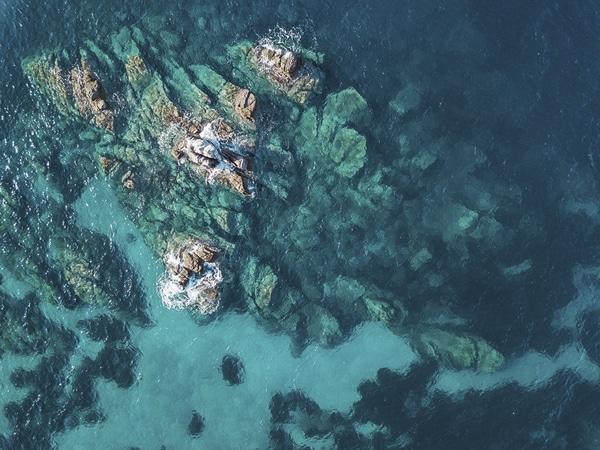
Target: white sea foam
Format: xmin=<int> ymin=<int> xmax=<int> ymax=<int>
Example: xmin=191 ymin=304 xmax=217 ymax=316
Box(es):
xmin=158 ymin=245 xmax=222 ymax=315
xmin=260 ymin=25 xmax=305 ymax=53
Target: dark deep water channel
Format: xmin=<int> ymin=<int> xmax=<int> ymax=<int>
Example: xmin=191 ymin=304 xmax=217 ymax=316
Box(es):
xmin=1 ymin=0 xmax=600 ymax=448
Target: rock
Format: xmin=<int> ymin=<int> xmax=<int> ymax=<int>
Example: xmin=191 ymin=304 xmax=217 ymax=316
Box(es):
xmin=188 ymin=411 xmax=205 ymax=437
xmin=70 ymin=58 xmax=114 ymax=131
xmin=233 ymin=88 xmax=257 ymax=121
xmin=411 ymin=151 xmax=437 ymax=171
xmin=221 ymin=354 xmax=245 ymax=385
xmin=124 ymin=55 xmax=148 ymax=86
xmin=181 ymin=250 xmax=202 ymax=273
xmin=330 ymin=127 xmax=367 ymax=178
xmin=415 ymin=328 xmax=504 ymax=372
xmin=99 ymin=156 xmax=112 ymax=174
xmin=305 ymin=303 xmax=342 ymax=345
xmin=289 ymin=205 xmax=320 ymax=250
xmin=409 ymin=248 xmax=432 ymax=271
xmin=121 ymin=171 xmax=135 ymax=190
xmin=169 ymin=122 xmax=255 ymax=196
xmin=257 ymin=44 xmax=300 ymax=78
xmin=458 ymin=208 xmax=479 ymax=230
xmin=241 ymin=257 xmax=278 ymax=315
xmin=249 ymin=42 xmax=322 ymax=104
xmin=321 ymin=88 xmax=370 ymax=137
xmin=389 ymin=82 xmax=422 ymax=117
xmin=158 ymin=239 xmax=222 ymax=315
xmin=189 ymin=64 xmax=227 ymax=95
xmin=502 ymin=259 xmax=532 ymax=277
xmin=363 ymin=298 xmax=396 ymax=324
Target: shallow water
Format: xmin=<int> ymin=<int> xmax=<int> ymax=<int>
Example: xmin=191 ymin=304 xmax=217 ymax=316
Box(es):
xmin=2 ymin=0 xmax=600 ymax=449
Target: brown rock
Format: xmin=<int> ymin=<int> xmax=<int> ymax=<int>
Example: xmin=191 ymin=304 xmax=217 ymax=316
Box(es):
xmin=99 ymin=156 xmax=112 ymax=174
xmin=171 ymin=143 xmax=185 ymax=162
xmin=233 ymin=88 xmax=257 ymax=121
xmin=176 ymin=267 xmax=191 ymax=286
xmin=121 ymin=170 xmax=135 ymax=190
xmin=194 ymin=245 xmax=217 ymax=263
xmin=256 ymin=45 xmax=302 ymax=79
xmin=224 ymin=172 xmax=247 ymax=196
xmin=214 ymin=120 xmax=234 ymax=141
xmin=182 ymin=251 xmax=202 ymax=273
xmin=70 ymin=58 xmax=114 ymax=131
xmin=125 ymin=55 xmax=148 ymax=86
xmin=203 ymin=287 xmax=219 ymax=302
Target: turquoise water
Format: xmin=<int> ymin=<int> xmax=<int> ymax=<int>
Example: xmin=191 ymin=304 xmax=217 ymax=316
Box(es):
xmin=2 ymin=0 xmax=600 ymax=449
xmin=66 ymin=179 xmax=418 ymax=449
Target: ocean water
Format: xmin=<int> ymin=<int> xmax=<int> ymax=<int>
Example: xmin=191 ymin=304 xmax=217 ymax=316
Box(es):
xmin=1 ymin=0 xmax=600 ymax=449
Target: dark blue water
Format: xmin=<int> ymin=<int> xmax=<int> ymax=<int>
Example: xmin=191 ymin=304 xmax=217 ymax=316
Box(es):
xmin=1 ymin=0 xmax=600 ymax=448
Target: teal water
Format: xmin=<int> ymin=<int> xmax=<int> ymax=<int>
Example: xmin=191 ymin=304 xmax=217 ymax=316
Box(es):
xmin=2 ymin=0 xmax=600 ymax=449
xmin=66 ymin=179 xmax=418 ymax=449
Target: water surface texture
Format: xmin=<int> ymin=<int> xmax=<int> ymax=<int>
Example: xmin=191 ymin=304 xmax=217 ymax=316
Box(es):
xmin=1 ymin=1 xmax=600 ymax=449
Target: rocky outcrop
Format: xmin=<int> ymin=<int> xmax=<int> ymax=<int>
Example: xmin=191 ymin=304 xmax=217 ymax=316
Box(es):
xmin=249 ymin=42 xmax=322 ymax=104
xmin=70 ymin=58 xmax=114 ymax=131
xmin=255 ymin=44 xmax=301 ymax=80
xmin=414 ymin=328 xmax=505 ymax=373
xmin=158 ymin=238 xmax=222 ymax=315
xmin=233 ymin=88 xmax=257 ymax=122
xmin=170 ymin=120 xmax=255 ymax=196
xmin=18 ymin=24 xmax=515 ymax=369
xmin=23 ymin=53 xmax=114 ymax=131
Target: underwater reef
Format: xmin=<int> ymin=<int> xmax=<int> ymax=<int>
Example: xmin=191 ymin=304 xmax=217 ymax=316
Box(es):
xmin=3 ymin=1 xmax=600 ymax=448
xmin=16 ymin=15 xmax=515 ymax=375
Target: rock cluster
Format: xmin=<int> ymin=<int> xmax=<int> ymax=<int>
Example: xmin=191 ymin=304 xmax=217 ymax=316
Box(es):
xmin=170 ymin=120 xmax=254 ymax=196
xmin=249 ymin=42 xmax=322 ymax=104
xmin=233 ymin=88 xmax=257 ymax=122
xmin=159 ymin=238 xmax=222 ymax=315
xmin=166 ymin=239 xmax=218 ymax=286
xmin=70 ymin=58 xmax=114 ymax=131
xmin=22 ymin=53 xmax=113 ymax=131
xmin=255 ymin=44 xmax=301 ymax=81
xmin=19 ymin=19 xmax=516 ymax=373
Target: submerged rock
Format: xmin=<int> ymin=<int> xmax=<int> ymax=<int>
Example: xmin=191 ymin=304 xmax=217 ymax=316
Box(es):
xmin=295 ymin=88 xmax=370 ymax=179
xmin=188 ymin=411 xmax=205 ymax=437
xmin=241 ymin=257 xmax=279 ymax=316
xmin=221 ymin=354 xmax=245 ymax=385
xmin=389 ymin=82 xmax=423 ymax=117
xmin=330 ymin=126 xmax=367 ymax=178
xmin=415 ymin=328 xmax=505 ymax=373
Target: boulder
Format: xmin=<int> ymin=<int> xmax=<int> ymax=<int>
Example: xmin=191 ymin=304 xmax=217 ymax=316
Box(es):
xmin=415 ymin=328 xmax=504 ymax=372
xmin=233 ymin=88 xmax=257 ymax=121
xmin=330 ymin=127 xmax=367 ymax=178
xmin=241 ymin=257 xmax=278 ymax=315
xmin=221 ymin=354 xmax=245 ymax=385
xmin=389 ymin=82 xmax=422 ymax=117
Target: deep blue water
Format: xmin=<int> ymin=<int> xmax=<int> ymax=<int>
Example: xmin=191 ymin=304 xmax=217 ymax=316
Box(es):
xmin=1 ymin=0 xmax=600 ymax=449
